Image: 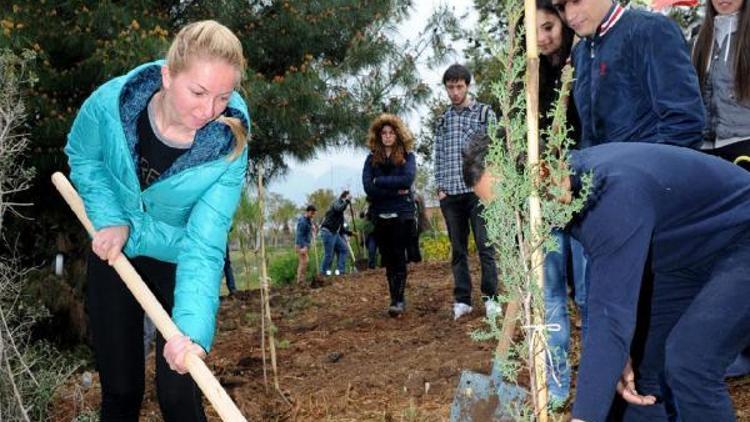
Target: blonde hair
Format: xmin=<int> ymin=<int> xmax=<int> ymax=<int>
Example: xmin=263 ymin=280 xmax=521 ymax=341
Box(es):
xmin=366 ymin=114 xmax=414 ymax=166
xmin=167 ymin=20 xmax=248 ymax=159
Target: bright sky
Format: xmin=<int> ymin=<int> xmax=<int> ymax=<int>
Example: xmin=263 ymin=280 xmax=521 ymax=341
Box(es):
xmin=269 ymin=0 xmax=477 ymax=205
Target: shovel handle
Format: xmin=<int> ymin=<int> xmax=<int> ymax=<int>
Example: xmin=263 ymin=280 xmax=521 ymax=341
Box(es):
xmin=52 ymin=172 xmax=246 ymax=422
xmin=496 ymin=300 xmax=520 ymax=358
xmin=344 ymin=237 xmax=358 ymax=272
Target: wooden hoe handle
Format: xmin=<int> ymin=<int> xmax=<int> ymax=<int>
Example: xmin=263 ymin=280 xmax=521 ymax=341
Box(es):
xmin=52 ymin=172 xmax=246 ymax=422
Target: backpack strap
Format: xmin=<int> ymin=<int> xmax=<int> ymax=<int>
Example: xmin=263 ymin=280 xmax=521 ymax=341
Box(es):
xmin=435 ymin=109 xmax=448 ymax=134
xmin=478 ymin=103 xmax=490 ymax=125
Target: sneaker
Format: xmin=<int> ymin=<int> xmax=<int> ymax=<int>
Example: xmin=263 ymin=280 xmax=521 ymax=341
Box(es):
xmin=484 ymin=300 xmax=501 ymax=320
xmin=325 ymin=270 xmax=332 ymax=276
xmin=453 ymin=302 xmax=473 ymax=320
xmin=334 ymin=269 xmax=340 ymax=276
xmin=388 ymin=302 xmax=405 ymax=317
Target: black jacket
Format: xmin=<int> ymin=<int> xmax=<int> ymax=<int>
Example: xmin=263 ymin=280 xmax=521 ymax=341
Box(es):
xmin=321 ymin=198 xmax=349 ymax=233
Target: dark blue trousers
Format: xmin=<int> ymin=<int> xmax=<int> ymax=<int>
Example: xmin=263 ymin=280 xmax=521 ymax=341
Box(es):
xmin=623 ymin=232 xmax=750 ymax=422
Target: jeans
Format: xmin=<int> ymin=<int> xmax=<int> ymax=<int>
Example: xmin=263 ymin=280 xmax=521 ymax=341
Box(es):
xmin=439 ymin=192 xmax=498 ymax=304
xmin=87 ymin=253 xmax=206 ymax=422
xmin=622 ymin=231 xmax=750 ymax=422
xmin=366 ymin=233 xmax=378 ymax=269
xmin=544 ymin=229 xmax=588 ymax=403
xmin=319 ymin=228 xmax=348 ymax=274
xmin=223 ymin=245 xmax=236 ymax=292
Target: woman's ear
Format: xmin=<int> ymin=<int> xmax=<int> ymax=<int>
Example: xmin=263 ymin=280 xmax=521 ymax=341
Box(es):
xmin=161 ymin=65 xmax=172 ymax=90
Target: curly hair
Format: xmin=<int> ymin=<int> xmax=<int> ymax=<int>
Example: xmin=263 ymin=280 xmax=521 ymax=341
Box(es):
xmin=366 ymin=113 xmax=414 ymax=166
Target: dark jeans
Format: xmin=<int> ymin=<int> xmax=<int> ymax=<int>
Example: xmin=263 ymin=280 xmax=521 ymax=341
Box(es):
xmin=224 ymin=245 xmax=236 ymax=292
xmin=366 ymin=233 xmax=378 ymax=269
xmin=622 ymin=231 xmax=750 ymax=422
xmin=86 ymin=253 xmax=206 ymax=422
xmin=439 ymin=192 xmax=498 ymax=305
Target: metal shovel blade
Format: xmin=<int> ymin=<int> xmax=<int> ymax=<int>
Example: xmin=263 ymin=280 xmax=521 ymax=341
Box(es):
xmin=449 ymin=367 xmax=527 ymax=422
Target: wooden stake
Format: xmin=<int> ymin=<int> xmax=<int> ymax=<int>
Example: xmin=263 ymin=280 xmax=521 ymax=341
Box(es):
xmin=259 ymin=247 xmax=268 ymax=390
xmin=256 ymin=164 xmax=280 ymax=391
xmin=523 ymin=0 xmax=549 ymax=418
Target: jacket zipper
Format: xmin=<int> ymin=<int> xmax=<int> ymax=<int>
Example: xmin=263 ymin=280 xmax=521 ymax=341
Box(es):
xmin=589 ymin=39 xmax=597 ymax=141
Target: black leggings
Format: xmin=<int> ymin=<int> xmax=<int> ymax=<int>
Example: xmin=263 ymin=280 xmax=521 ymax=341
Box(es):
xmin=86 ymin=253 xmax=206 ymax=422
xmin=374 ymin=217 xmax=413 ymax=303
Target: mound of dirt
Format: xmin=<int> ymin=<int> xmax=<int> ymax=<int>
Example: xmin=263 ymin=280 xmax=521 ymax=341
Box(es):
xmin=50 ymin=260 xmax=750 ymax=421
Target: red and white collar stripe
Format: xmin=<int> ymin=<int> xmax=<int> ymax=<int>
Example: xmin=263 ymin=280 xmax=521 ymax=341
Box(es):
xmin=598 ymin=3 xmax=625 ymax=37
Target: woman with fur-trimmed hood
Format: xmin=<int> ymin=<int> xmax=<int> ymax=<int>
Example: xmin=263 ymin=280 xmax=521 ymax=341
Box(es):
xmin=361 ymin=113 xmax=417 ymax=317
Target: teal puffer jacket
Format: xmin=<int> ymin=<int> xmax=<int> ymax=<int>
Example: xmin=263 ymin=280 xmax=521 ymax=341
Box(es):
xmin=65 ymin=61 xmax=249 ymax=351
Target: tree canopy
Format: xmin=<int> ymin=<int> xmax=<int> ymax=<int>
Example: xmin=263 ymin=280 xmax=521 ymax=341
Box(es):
xmin=305 ymin=188 xmax=335 ymax=224
xmin=0 ymin=0 xmax=447 ymax=260
xmin=0 ymin=0 xmax=442 ymax=179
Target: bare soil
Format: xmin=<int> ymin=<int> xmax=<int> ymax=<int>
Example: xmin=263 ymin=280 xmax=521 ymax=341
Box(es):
xmin=51 ymin=260 xmax=750 ymax=421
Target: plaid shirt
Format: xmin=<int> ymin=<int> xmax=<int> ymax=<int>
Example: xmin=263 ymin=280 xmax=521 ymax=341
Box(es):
xmin=434 ymin=100 xmax=497 ymax=195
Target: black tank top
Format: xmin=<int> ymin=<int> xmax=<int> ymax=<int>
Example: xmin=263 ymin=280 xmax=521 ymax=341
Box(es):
xmin=135 ymin=96 xmax=190 ymax=190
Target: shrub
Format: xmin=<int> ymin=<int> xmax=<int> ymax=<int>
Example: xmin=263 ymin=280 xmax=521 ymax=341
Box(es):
xmin=266 ymin=242 xmax=326 ymax=285
xmin=419 ymin=231 xmax=477 ymax=262
xmin=267 ymin=249 xmax=299 ymax=285
xmin=0 ymin=48 xmax=75 ymax=421
xmin=420 ymin=233 xmax=451 ymax=262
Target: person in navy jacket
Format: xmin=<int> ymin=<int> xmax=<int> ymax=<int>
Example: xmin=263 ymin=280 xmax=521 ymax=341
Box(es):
xmin=553 ymin=0 xmax=706 ymax=147
xmin=464 ymin=138 xmax=750 ymax=422
xmin=565 ymin=143 xmax=750 ymax=421
xmin=362 ymin=114 xmax=417 ymax=317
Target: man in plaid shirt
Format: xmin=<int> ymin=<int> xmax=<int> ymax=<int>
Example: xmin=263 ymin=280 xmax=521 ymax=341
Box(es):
xmin=434 ymin=64 xmax=499 ymax=321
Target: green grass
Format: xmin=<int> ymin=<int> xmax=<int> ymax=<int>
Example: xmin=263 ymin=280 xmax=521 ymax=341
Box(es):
xmin=221 ymin=240 xmax=343 ymax=293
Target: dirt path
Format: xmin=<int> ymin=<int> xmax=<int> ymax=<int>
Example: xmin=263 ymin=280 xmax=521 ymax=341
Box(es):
xmin=51 ymin=260 xmax=750 ymax=421
xmin=210 ymin=261 xmax=497 ymax=421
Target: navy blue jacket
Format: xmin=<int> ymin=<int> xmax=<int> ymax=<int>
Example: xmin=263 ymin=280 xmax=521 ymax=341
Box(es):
xmin=572 ymin=5 xmax=705 ymax=148
xmin=362 ymin=152 xmax=416 ymax=218
xmin=568 ymin=143 xmax=750 ymax=421
xmin=295 ymin=215 xmax=313 ymax=247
